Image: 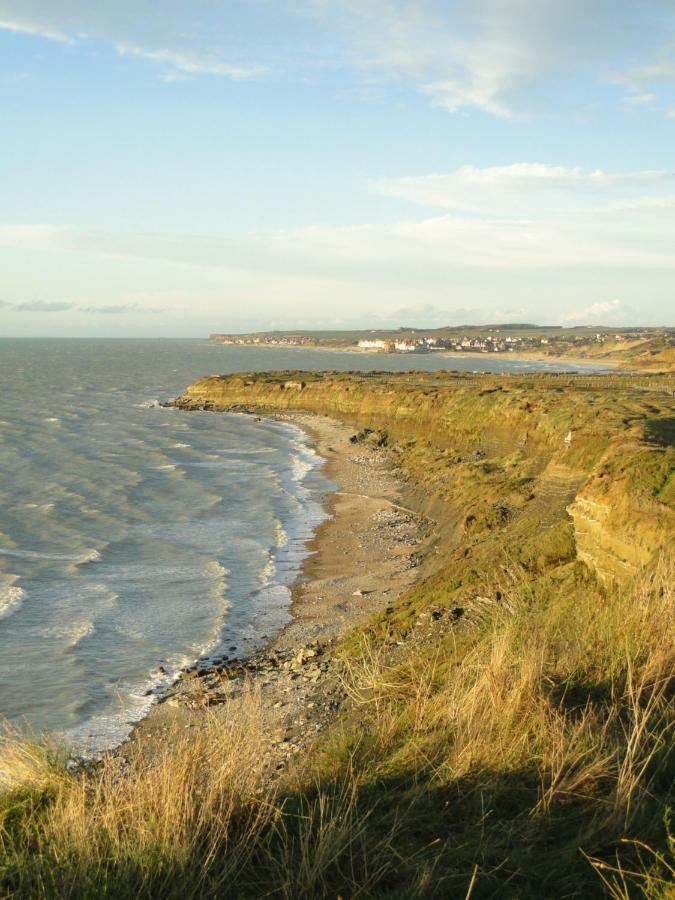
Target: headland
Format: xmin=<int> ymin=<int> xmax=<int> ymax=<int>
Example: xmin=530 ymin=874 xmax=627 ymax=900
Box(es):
xmin=2 ymin=367 xmax=673 ymax=898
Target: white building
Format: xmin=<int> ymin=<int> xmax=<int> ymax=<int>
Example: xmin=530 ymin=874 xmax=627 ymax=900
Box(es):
xmin=358 ymin=339 xmax=387 ymax=350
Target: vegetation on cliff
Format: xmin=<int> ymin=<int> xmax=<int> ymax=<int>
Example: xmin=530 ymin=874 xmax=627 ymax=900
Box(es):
xmin=1 ymin=370 xmax=673 ymax=898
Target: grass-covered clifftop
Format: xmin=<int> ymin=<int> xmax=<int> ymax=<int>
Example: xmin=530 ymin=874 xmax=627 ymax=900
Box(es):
xmin=1 ymin=370 xmax=673 ymax=898
xmin=178 ymin=370 xmax=673 ymax=585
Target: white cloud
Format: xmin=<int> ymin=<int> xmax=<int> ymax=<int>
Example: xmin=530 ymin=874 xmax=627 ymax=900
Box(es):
xmin=0 ymin=16 xmax=73 ymax=43
xmin=612 ymin=195 xmax=675 ymax=211
xmin=115 ymin=44 xmax=267 ymax=80
xmin=8 ymin=300 xmax=74 ymax=312
xmin=622 ymin=92 xmax=657 ymax=105
xmin=317 ymin=0 xmax=675 ymax=114
xmin=561 ymin=298 xmax=622 ymax=323
xmin=2 ymin=187 xmax=675 ymax=281
xmin=0 ymin=2 xmax=268 ymax=81
xmin=371 ymin=164 xmax=675 ymax=213
xmin=1 ymin=1 xmax=675 ymax=113
xmin=622 ymin=60 xmax=675 ymax=90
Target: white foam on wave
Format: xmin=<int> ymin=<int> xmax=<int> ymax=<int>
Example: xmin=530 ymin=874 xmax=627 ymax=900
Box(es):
xmin=275 ymin=519 xmax=288 ymax=548
xmin=0 ymin=584 xmax=25 ymax=621
xmin=219 ymin=447 xmax=275 ymax=455
xmin=34 ymin=619 xmax=95 ymax=647
xmin=134 ymin=398 xmax=161 ymax=409
xmin=77 ymin=548 xmax=101 ymax=565
xmin=44 ymin=417 xmax=60 ymax=423
xmin=0 ymin=545 xmax=96 ymax=562
xmin=291 ymin=452 xmax=314 ymax=483
xmin=172 ymin=442 xmax=191 ymax=449
xmin=209 ymin=560 xmax=231 ymax=580
xmin=259 ymin=554 xmax=276 ymax=586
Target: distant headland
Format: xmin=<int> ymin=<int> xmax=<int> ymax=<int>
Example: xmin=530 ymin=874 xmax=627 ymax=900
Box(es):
xmin=209 ymin=324 xmax=675 ymax=371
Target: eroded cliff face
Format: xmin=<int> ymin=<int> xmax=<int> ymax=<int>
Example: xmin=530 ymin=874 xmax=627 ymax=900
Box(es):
xmin=569 ymin=445 xmax=674 ymax=581
xmin=174 ymin=371 xmax=674 ymax=585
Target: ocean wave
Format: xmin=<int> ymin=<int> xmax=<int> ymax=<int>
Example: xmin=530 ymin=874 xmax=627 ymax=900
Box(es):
xmin=77 ymin=548 xmax=101 ymax=565
xmin=0 ymin=585 xmax=25 ymax=621
xmin=133 ymin=399 xmax=161 ymax=409
xmin=35 ymin=619 xmax=95 ymax=648
xmin=0 ymin=546 xmax=102 ymax=568
xmin=208 ymin=560 xmax=231 ymax=579
xmin=275 ymin=520 xmax=288 ymax=547
xmin=291 ymin=453 xmax=314 ymax=483
xmin=259 ymin=554 xmax=276 ymax=586
xmin=218 ymin=447 xmax=275 ymax=455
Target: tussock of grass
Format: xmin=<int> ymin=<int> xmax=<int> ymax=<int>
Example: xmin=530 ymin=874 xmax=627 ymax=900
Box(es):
xmin=5 ymin=563 xmax=671 ymax=897
xmin=313 ymin=558 xmax=674 ymax=896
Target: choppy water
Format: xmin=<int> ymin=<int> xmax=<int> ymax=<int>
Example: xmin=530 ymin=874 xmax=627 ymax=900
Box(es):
xmin=0 ymin=339 xmax=335 ymax=752
xmin=0 ymin=339 xmax=608 ymax=752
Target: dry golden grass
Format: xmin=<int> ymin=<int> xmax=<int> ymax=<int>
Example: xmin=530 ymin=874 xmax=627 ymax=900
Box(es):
xmin=1 ymin=562 xmax=672 ymax=898
xmin=328 ymin=557 xmax=674 ymax=894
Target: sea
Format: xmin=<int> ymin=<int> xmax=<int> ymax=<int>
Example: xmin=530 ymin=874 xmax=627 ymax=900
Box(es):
xmin=0 ymin=339 xmax=610 ymax=752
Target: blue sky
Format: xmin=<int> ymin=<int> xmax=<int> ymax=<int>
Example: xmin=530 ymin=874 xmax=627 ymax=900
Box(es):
xmin=1 ymin=1 xmax=674 ymax=336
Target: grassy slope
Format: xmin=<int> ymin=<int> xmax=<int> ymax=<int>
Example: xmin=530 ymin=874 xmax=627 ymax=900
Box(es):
xmin=1 ymin=371 xmax=673 ymax=898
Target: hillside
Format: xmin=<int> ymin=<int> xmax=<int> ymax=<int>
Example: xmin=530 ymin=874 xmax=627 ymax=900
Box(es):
xmin=1 ymin=370 xmax=673 ymax=898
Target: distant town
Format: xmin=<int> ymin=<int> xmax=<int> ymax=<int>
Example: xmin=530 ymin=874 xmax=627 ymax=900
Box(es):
xmin=209 ymin=324 xmax=673 ymax=359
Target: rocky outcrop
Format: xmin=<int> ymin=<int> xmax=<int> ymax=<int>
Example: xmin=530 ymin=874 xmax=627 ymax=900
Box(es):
xmin=172 ymin=370 xmax=674 ymax=584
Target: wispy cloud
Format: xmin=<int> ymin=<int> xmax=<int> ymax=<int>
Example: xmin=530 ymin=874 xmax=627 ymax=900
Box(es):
xmin=79 ymin=304 xmax=167 ymax=314
xmin=0 ymin=16 xmax=73 ymax=44
xmin=370 ymin=164 xmax=675 ymax=214
xmin=0 ymin=3 xmax=268 ymax=82
xmin=115 ymin=44 xmax=267 ymax=80
xmin=10 ymin=300 xmax=74 ymax=312
xmin=0 ymin=298 xmax=166 ymax=315
xmin=1 ymin=1 xmax=675 ymax=113
xmin=2 ymin=179 xmax=675 ymax=281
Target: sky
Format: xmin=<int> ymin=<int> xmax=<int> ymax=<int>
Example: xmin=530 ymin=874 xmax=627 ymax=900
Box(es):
xmin=1 ymin=1 xmax=674 ymax=337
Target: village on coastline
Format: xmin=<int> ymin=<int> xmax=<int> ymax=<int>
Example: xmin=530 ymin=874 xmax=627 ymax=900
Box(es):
xmin=210 ymin=324 xmax=672 ymax=358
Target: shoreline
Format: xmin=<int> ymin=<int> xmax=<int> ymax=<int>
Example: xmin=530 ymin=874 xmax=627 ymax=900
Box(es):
xmin=117 ymin=411 xmax=428 ymax=775
xmin=210 ymin=341 xmax=628 ymax=370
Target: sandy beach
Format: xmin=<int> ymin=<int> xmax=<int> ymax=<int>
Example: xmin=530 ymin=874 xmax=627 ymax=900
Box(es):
xmin=121 ymin=412 xmax=429 ymax=776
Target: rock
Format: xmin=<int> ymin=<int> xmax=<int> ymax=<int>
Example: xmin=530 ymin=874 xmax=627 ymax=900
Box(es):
xmin=304 ymin=666 xmax=322 ymax=681
xmin=291 ymin=647 xmax=317 ymax=669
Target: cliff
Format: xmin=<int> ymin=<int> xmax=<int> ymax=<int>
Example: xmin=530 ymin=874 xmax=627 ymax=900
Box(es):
xmin=174 ymin=370 xmax=674 ymax=596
